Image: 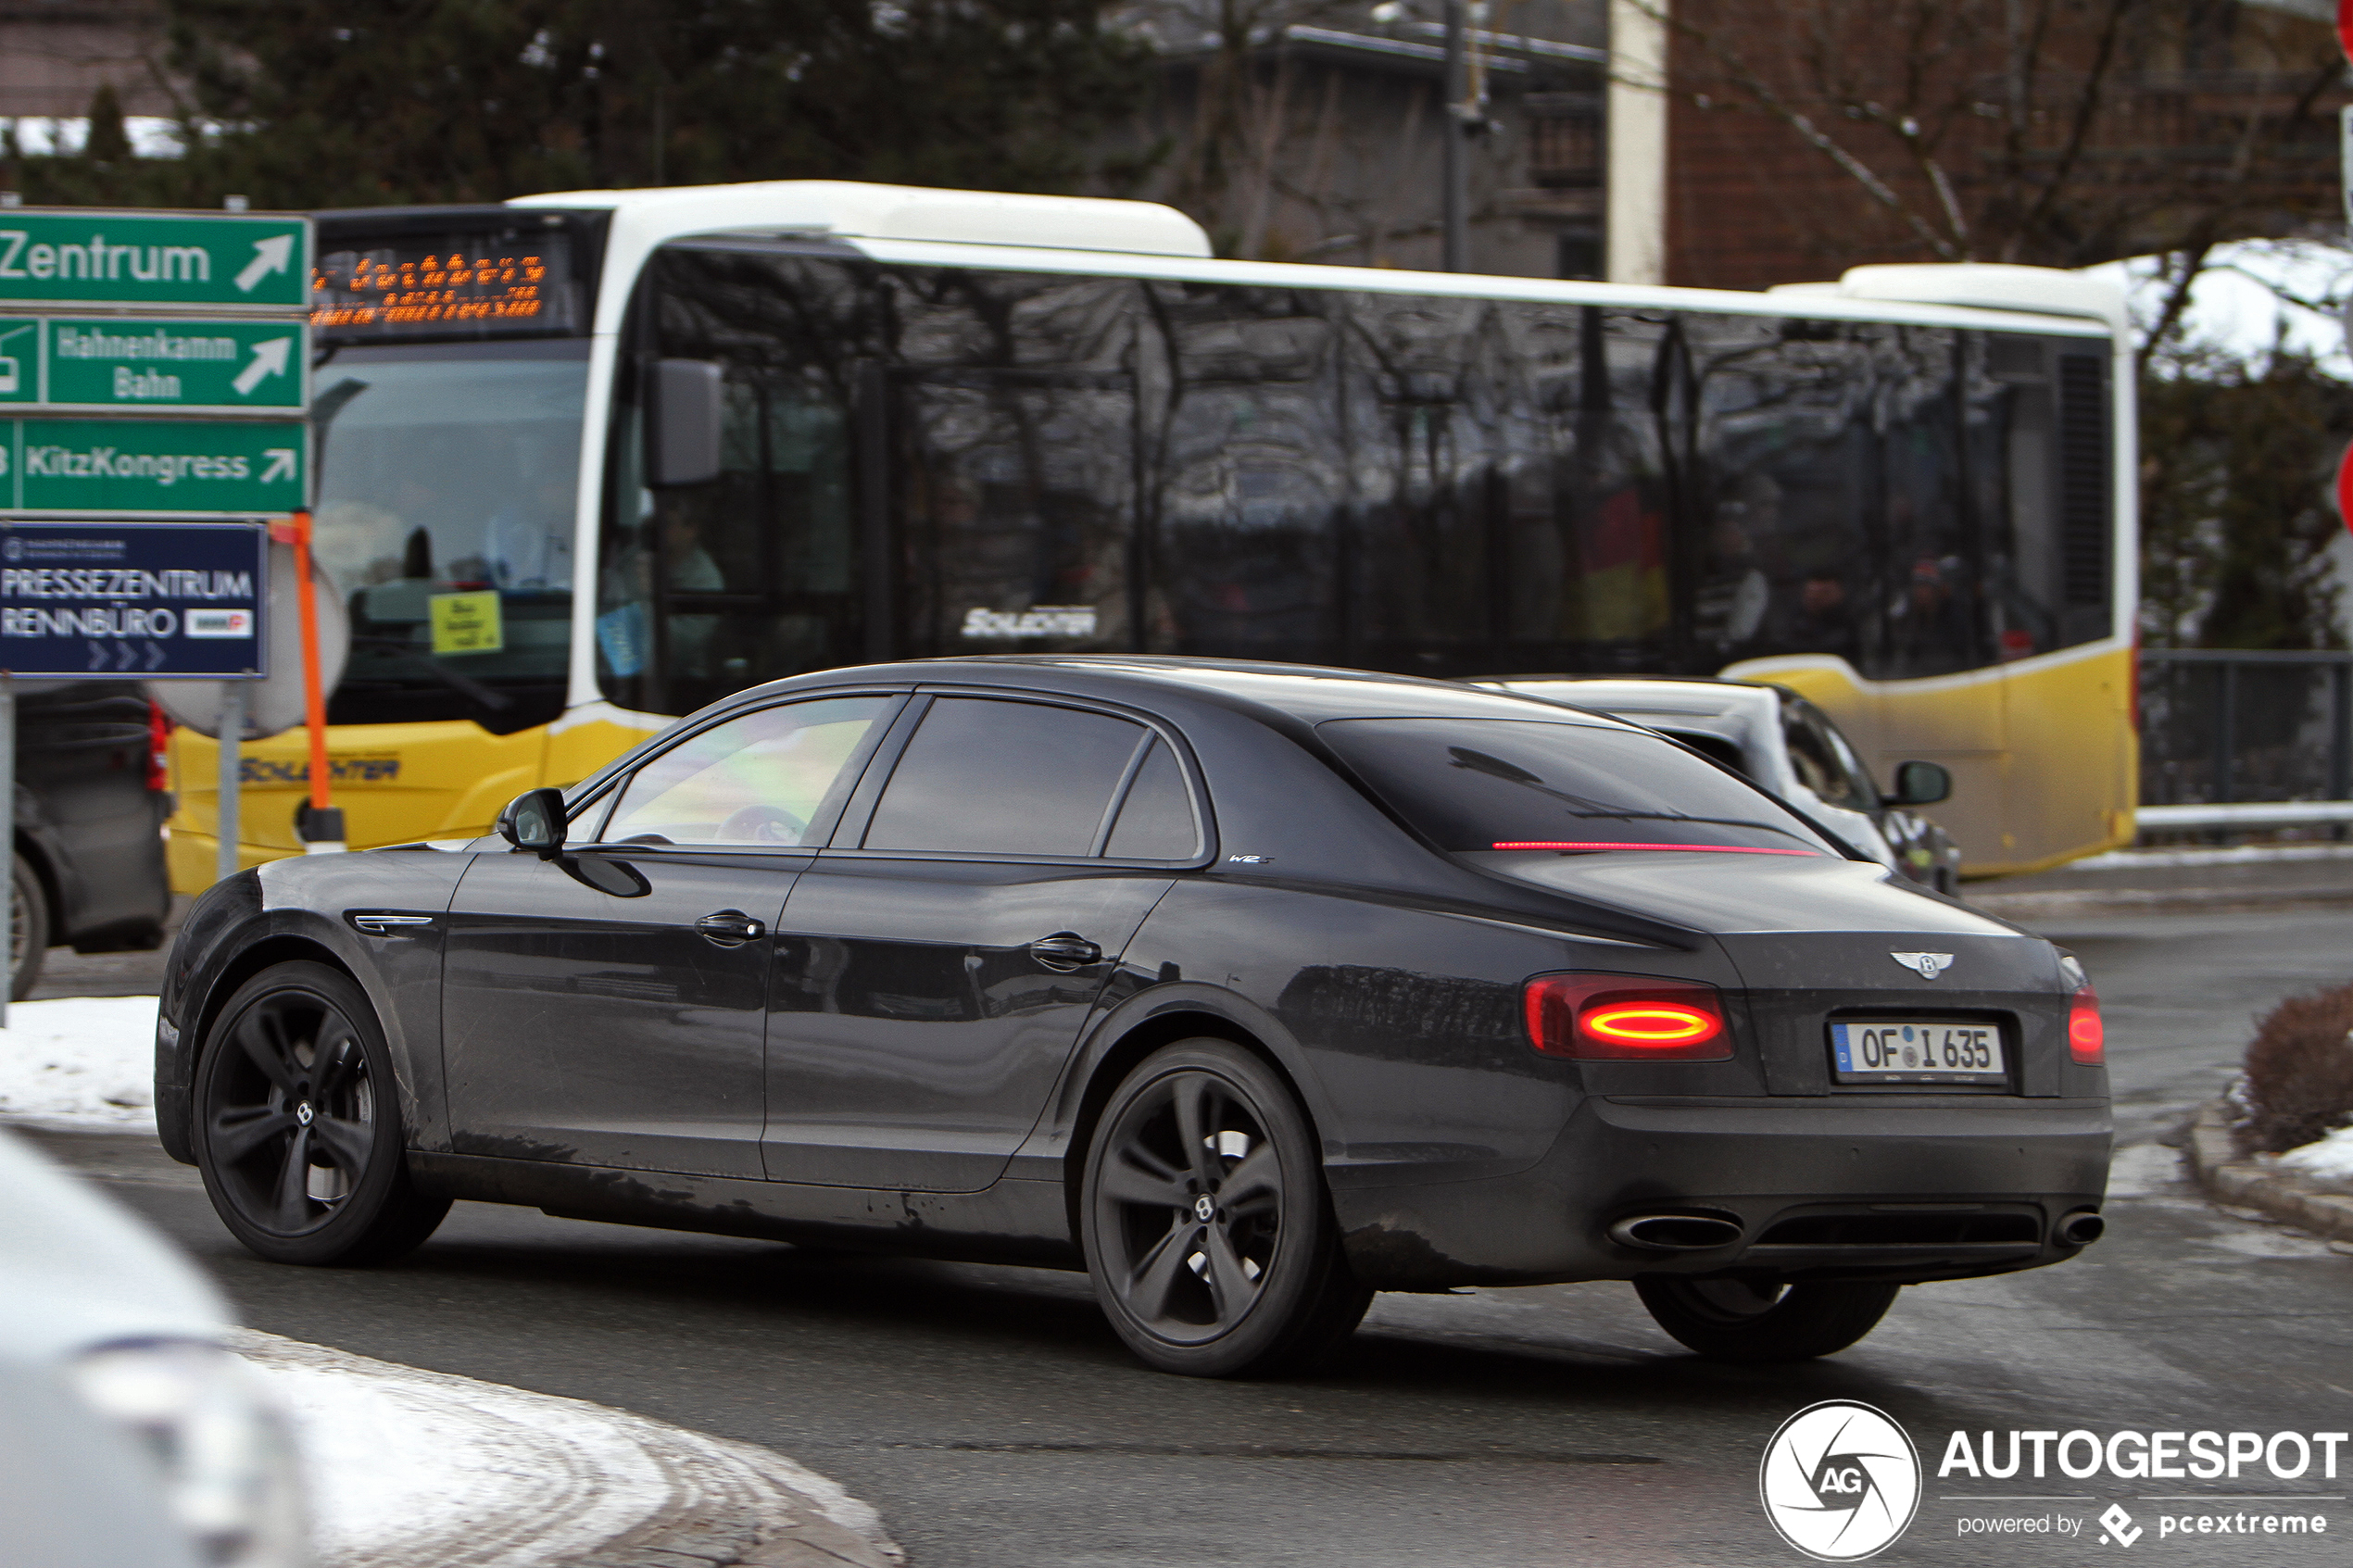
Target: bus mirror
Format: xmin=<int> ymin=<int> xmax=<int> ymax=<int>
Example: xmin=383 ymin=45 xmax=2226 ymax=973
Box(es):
xmin=497 ymin=787 xmax=569 ymax=858
xmin=1889 ymin=760 xmax=1951 ymax=808
xmin=648 ymin=358 xmax=724 ymax=487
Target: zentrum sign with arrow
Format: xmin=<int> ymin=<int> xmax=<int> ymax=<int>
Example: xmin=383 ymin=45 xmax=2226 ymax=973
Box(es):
xmin=0 ymin=212 xmax=308 ymax=309
xmin=0 ymin=316 xmax=307 ymax=412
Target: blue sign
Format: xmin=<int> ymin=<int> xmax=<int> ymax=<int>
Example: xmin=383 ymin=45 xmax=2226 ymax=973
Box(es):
xmin=0 ymin=520 xmax=266 ymax=678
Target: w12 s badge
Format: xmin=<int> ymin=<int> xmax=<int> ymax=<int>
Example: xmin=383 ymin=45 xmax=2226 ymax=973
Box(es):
xmin=1760 ymin=1400 xmax=1922 ymax=1561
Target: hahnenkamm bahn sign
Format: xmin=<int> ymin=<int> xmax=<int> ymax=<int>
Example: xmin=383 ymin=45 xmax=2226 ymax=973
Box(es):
xmin=0 ymin=207 xmax=312 ymax=682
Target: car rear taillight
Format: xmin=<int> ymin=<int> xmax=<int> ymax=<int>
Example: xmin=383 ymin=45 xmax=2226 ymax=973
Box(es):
xmin=1523 ymin=974 xmax=1731 ymax=1061
xmin=2068 ymin=985 xmax=2104 ymax=1065
xmin=146 ymin=701 xmax=171 ymax=794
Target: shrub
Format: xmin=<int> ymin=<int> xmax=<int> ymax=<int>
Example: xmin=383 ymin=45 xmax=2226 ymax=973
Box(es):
xmin=2236 ymin=984 xmax=2353 ymax=1155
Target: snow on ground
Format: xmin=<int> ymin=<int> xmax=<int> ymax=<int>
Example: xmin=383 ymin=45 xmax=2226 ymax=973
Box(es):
xmin=0 ymin=996 xmax=160 ymax=1130
xmin=2278 ymin=1123 xmax=2353 ymax=1185
xmin=231 ymin=1331 xmax=895 ymax=1568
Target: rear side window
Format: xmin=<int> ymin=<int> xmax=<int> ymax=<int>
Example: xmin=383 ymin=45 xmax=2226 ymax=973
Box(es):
xmin=1103 ymin=739 xmax=1199 ymax=859
xmin=864 ymin=697 xmax=1147 ymax=856
xmin=1318 ymin=718 xmax=1834 ymax=857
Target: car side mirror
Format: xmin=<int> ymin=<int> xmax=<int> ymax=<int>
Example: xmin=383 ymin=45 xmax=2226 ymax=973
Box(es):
xmin=497 ymin=787 xmax=569 ymax=859
xmin=648 ymin=358 xmax=723 ymax=487
xmin=1889 ymin=760 xmax=1951 ymax=808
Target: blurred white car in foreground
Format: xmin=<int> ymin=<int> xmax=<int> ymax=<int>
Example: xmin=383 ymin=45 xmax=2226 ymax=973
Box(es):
xmin=0 ymin=1128 xmax=306 ymax=1568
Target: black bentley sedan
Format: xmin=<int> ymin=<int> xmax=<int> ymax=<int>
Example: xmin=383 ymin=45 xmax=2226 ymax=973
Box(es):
xmin=155 ymin=659 xmax=2110 ymax=1378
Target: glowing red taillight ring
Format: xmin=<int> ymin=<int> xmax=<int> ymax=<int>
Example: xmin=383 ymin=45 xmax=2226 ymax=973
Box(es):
xmin=1582 ymin=1003 xmax=1721 ymax=1045
xmin=2068 ymin=985 xmax=2105 ymax=1064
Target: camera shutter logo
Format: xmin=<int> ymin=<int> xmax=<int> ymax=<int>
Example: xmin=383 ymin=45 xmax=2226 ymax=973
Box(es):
xmin=1759 ymin=1400 xmax=1921 ymax=1561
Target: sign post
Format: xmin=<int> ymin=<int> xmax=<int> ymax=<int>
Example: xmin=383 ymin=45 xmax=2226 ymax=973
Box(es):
xmin=0 ymin=207 xmax=311 ymax=989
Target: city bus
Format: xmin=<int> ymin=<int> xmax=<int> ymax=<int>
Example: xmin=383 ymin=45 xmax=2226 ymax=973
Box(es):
xmin=166 ymin=181 xmax=2135 ymax=886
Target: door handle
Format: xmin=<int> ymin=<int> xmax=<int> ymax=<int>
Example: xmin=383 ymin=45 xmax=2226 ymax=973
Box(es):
xmin=1028 ymin=932 xmax=1102 ymax=972
xmin=696 ymin=909 xmax=767 ymax=946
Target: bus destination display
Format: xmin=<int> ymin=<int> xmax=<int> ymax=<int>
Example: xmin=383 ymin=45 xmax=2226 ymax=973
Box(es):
xmin=311 ymin=233 xmax=578 ymax=338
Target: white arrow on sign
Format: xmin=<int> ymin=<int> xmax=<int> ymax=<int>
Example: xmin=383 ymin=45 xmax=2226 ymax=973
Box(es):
xmin=234 ymin=234 xmax=295 ymax=294
xmin=114 ymin=641 xmax=136 ymax=671
xmin=232 ymin=336 xmax=292 ymax=396
xmin=144 ymin=641 xmax=165 ymax=671
xmin=85 ymin=640 xmax=106 ymax=671
xmin=260 ymin=448 xmax=297 ymax=483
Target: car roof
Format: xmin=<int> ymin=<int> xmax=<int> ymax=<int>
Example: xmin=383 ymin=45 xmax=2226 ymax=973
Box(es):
xmin=740 ymin=656 xmax=1657 ymax=732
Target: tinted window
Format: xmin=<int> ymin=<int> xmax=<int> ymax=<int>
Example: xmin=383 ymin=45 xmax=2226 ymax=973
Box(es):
xmin=1103 ymin=739 xmax=1199 ymax=859
xmin=864 ymin=697 xmax=1146 ymax=855
xmin=1784 ymin=705 xmax=1877 ymax=812
xmin=1660 ymin=729 xmax=1751 ymax=779
xmin=1319 ymin=718 xmax=1833 ymax=856
xmin=601 ymin=696 xmax=889 ymax=847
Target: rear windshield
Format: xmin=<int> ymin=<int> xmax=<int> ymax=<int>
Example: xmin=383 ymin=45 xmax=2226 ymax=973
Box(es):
xmin=1317 ymin=718 xmax=1835 ymax=857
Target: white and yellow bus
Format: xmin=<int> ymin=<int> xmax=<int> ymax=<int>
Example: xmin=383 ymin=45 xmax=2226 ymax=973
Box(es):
xmin=170 ymin=182 xmax=2134 ymax=886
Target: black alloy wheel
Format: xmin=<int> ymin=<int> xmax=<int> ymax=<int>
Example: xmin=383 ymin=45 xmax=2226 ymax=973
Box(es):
xmin=195 ymin=960 xmax=448 ymax=1266
xmin=1081 ymin=1038 xmax=1370 ymax=1377
xmin=1634 ymin=1274 xmax=1901 ymax=1362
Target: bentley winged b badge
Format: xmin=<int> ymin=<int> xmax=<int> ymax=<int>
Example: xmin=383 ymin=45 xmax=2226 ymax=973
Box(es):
xmin=1890 ymin=951 xmax=1956 ymax=981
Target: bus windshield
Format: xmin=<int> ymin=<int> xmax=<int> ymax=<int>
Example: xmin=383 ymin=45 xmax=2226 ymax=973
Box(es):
xmin=310 ymin=339 xmax=586 ymax=732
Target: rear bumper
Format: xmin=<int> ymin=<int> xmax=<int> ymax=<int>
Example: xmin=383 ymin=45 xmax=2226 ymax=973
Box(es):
xmin=1331 ymin=1093 xmax=2111 ymax=1289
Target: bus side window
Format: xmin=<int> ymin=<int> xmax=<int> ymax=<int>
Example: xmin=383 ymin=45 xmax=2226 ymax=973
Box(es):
xmin=1151 ymin=283 xmax=1349 ymax=664
xmin=886 ymin=268 xmax=1139 ymax=660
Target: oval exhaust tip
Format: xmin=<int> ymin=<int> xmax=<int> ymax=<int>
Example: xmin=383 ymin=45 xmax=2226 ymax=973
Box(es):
xmin=2056 ymin=1210 xmax=2105 ymax=1247
xmin=1607 ymin=1213 xmax=1745 ymax=1251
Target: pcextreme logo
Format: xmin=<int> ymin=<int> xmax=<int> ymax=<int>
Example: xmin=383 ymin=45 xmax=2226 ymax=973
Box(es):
xmin=1760 ymin=1400 xmax=1923 ymax=1562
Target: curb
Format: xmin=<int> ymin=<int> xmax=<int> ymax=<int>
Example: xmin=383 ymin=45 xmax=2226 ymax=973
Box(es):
xmin=229 ymin=1332 xmax=902 ymax=1568
xmin=2179 ymin=1100 xmax=2353 ymax=1245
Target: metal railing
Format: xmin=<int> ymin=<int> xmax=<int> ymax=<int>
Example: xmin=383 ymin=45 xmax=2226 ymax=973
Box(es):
xmin=2136 ymin=648 xmax=2353 ymax=824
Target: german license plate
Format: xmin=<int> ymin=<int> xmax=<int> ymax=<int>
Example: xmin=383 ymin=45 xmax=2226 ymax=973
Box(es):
xmin=1830 ymin=1020 xmax=2007 ymax=1085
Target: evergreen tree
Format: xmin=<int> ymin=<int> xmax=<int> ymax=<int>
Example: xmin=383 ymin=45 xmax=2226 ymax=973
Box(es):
xmin=157 ymin=1 xmax=1152 ymax=209
xmin=83 ymin=83 xmax=133 ymax=164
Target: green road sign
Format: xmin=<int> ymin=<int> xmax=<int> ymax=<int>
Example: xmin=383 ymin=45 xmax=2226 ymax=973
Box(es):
xmin=0 ymin=322 xmax=32 ymax=404
xmin=1 ymin=419 xmax=307 ymax=515
xmin=0 ymin=317 xmax=308 ymax=413
xmin=0 ymin=211 xmax=309 ymax=310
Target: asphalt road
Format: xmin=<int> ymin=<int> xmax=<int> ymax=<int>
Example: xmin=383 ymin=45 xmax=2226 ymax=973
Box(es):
xmin=25 ymin=897 xmax=2353 ymax=1567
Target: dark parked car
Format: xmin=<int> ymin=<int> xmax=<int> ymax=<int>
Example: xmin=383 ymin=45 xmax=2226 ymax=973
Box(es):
xmin=156 ymin=659 xmax=2110 ymax=1377
xmin=11 ymin=683 xmax=175 ymax=999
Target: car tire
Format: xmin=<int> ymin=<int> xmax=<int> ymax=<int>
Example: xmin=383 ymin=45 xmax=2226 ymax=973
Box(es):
xmin=1634 ymin=1275 xmax=1900 ymax=1362
xmin=9 ymin=853 xmax=48 ymax=1002
xmin=1081 ymin=1038 xmax=1371 ymax=1378
xmin=194 ymin=960 xmax=450 ymax=1266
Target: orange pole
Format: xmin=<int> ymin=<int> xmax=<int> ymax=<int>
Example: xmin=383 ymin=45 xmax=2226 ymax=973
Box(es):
xmin=293 ymin=509 xmax=330 ymax=814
